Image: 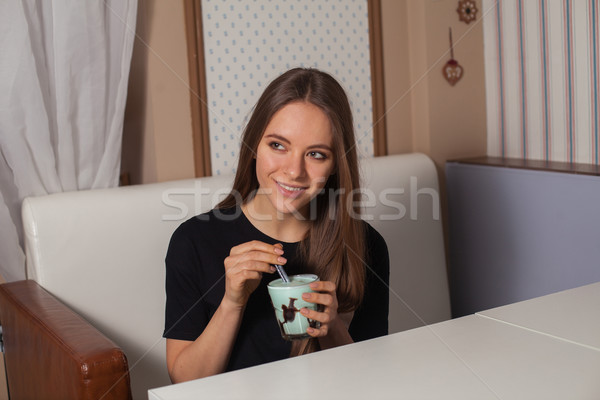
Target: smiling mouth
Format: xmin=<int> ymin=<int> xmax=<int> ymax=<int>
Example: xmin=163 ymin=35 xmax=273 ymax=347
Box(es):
xmin=276 ymin=181 xmax=307 ymax=193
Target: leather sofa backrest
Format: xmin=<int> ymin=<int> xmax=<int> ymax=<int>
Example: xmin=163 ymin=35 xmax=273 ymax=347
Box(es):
xmin=22 ymin=153 xmax=450 ymax=399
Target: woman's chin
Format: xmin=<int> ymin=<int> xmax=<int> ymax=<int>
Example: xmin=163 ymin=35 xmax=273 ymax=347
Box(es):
xmin=273 ymin=201 xmax=311 ymax=219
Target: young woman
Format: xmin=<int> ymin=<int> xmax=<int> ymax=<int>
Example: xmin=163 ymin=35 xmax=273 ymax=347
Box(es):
xmin=164 ymin=68 xmax=389 ymax=383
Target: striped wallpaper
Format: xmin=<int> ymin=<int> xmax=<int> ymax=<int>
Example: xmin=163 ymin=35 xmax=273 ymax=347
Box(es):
xmin=483 ymin=0 xmax=600 ymax=165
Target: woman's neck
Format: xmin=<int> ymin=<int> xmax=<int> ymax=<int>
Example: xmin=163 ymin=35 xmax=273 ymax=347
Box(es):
xmin=241 ymin=200 xmax=309 ymax=243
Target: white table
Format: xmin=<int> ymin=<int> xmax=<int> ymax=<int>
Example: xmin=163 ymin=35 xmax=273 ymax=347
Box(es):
xmin=477 ymin=281 xmax=600 ymax=351
xmin=148 ymin=282 xmax=600 ymax=400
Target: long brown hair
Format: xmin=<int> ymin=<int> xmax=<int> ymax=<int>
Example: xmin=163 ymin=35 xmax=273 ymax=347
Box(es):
xmin=218 ymin=68 xmax=365 ymax=355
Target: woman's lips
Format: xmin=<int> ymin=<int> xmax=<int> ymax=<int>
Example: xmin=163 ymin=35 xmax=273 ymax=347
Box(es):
xmin=276 ymin=181 xmax=307 ymax=198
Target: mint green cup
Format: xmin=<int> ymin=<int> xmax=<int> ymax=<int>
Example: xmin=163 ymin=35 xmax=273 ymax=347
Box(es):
xmin=267 ymin=274 xmax=320 ymax=340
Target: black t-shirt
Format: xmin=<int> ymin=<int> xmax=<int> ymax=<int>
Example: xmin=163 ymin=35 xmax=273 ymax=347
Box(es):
xmin=163 ymin=207 xmax=389 ymax=372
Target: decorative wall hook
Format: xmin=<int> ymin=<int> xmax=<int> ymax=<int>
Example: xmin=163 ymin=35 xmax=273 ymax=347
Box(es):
xmin=457 ymin=0 xmax=478 ymax=24
xmin=443 ymin=28 xmax=463 ymax=86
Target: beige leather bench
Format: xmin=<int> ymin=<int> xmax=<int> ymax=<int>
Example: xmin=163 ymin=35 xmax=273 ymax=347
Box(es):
xmin=0 ymin=153 xmax=450 ymax=399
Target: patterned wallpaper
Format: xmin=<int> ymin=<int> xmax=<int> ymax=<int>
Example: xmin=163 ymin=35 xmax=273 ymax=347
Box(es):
xmin=201 ymin=0 xmax=374 ymax=175
xmin=483 ymin=0 xmax=600 ymax=165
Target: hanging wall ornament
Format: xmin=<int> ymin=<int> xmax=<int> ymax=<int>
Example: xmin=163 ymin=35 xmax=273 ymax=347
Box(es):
xmin=457 ymin=0 xmax=478 ymax=24
xmin=443 ymin=28 xmax=463 ymax=86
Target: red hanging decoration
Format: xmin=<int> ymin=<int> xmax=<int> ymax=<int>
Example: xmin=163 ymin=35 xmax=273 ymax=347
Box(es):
xmin=443 ymin=28 xmax=463 ymax=86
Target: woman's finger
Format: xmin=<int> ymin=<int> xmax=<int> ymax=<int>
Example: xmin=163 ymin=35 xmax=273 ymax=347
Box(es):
xmin=234 ymin=250 xmax=287 ymax=268
xmin=227 ymin=267 xmax=264 ymax=282
xmin=306 ymin=325 xmax=328 ymax=337
xmin=227 ymin=260 xmax=277 ymax=276
xmin=301 ymin=291 xmax=334 ymax=307
xmin=225 ymin=242 xmax=286 ymax=273
xmin=229 ymin=240 xmax=283 ymax=256
xmin=300 ymin=307 xmax=331 ymax=324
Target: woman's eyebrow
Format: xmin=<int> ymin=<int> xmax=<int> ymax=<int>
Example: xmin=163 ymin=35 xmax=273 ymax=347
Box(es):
xmin=307 ymin=143 xmax=333 ymax=152
xmin=265 ymin=133 xmax=332 ymax=152
xmin=264 ymin=133 xmax=290 ymax=144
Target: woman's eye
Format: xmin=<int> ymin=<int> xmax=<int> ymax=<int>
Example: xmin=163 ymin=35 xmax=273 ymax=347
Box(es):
xmin=308 ymin=151 xmax=327 ymax=160
xmin=269 ymin=142 xmax=285 ymax=150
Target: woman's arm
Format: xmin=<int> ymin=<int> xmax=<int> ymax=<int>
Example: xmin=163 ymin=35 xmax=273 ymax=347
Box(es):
xmin=166 ymin=241 xmax=284 ymax=382
xmin=166 ymin=296 xmax=246 ymax=382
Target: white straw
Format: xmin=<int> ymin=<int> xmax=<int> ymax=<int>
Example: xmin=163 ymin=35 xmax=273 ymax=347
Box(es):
xmin=273 ymin=264 xmax=290 ymax=283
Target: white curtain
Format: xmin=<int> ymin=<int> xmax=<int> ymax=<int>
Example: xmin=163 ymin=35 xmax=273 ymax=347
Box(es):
xmin=0 ymin=0 xmax=138 ymax=281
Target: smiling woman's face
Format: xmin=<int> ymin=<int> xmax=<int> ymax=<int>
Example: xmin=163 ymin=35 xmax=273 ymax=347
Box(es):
xmin=252 ymin=101 xmax=335 ymax=219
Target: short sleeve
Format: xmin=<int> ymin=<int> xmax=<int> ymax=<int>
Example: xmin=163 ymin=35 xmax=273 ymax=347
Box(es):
xmin=348 ymin=224 xmax=390 ymax=342
xmin=163 ymin=223 xmax=213 ymax=341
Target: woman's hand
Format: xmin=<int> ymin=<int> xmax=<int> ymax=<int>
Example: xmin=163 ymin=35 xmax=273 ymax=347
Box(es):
xmin=223 ymin=240 xmax=285 ymax=308
xmin=300 ymin=280 xmax=340 ymax=337
xmin=300 ymin=280 xmax=354 ymax=348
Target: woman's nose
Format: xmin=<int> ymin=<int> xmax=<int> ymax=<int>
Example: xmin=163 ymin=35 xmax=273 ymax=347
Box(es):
xmin=283 ymin=153 xmax=306 ymax=178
